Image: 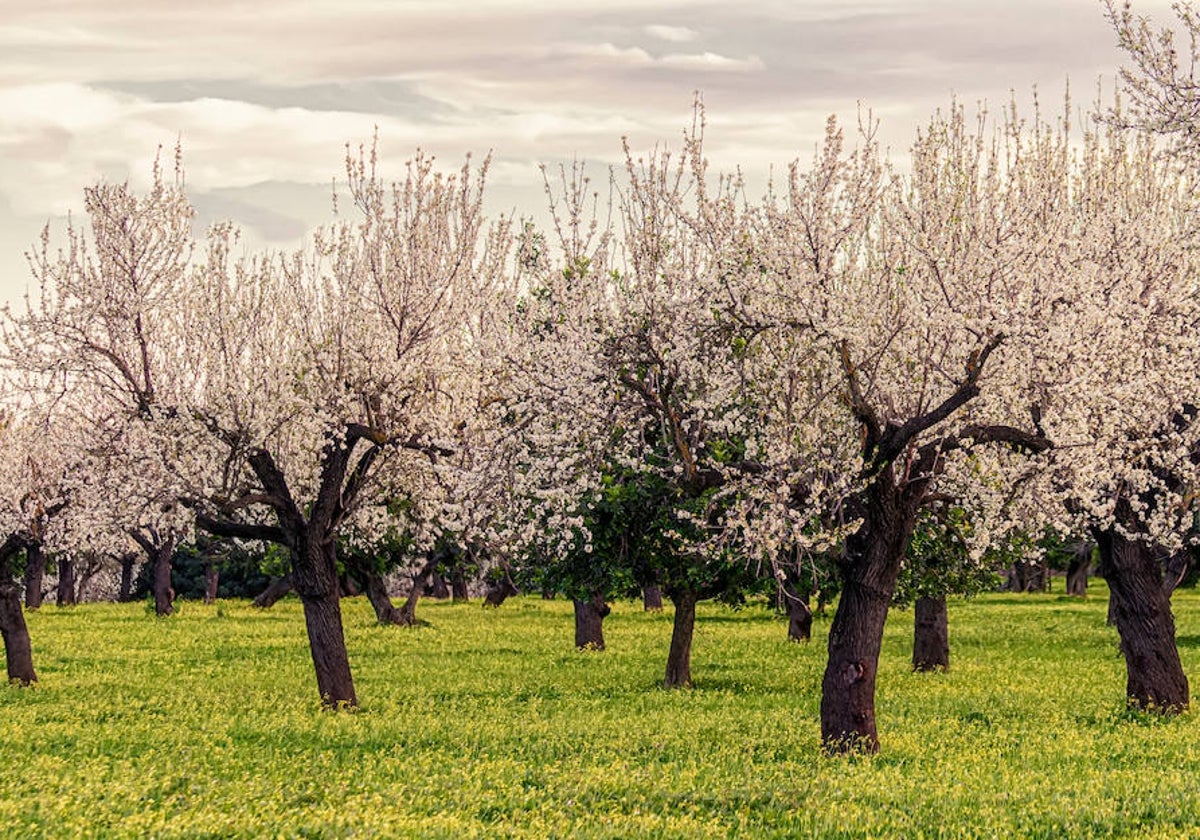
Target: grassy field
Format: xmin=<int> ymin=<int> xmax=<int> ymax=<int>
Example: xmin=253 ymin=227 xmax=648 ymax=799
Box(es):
xmin=2 ymin=584 xmax=1200 ymax=838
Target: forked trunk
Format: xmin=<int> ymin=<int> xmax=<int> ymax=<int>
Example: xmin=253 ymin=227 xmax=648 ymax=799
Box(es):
xmin=786 ymin=593 xmax=813 ymax=642
xmin=203 ymin=562 xmax=219 ymax=605
xmin=397 ymin=556 xmax=438 ymax=627
xmin=642 ymin=584 xmax=664 ymax=612
xmin=912 ymin=595 xmax=949 ymax=672
xmin=252 ymin=574 xmax=293 ymax=608
xmin=363 ymin=570 xmax=405 ymax=626
xmin=664 ymin=588 xmax=699 ymax=688
xmin=573 ymin=595 xmax=610 ymax=650
xmin=55 ymin=557 xmax=75 ymax=607
xmin=1096 ymin=529 xmax=1188 ymax=712
xmin=22 ymin=543 xmax=45 ymax=610
xmin=483 ymin=574 xmax=519 ymax=608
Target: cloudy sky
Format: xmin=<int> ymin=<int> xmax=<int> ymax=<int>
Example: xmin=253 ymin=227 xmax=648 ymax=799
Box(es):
xmin=0 ymin=0 xmax=1177 ymax=306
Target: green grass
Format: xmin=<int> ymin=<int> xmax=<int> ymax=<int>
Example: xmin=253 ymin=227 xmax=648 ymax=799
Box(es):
xmin=2 ymin=584 xmax=1200 ymax=837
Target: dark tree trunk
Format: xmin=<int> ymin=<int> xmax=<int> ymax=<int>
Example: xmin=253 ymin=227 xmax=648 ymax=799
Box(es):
xmin=426 ymin=573 xmax=451 ymax=600
xmin=642 ymin=584 xmax=664 ymax=612
xmin=203 ymin=562 xmax=219 ymax=605
xmin=483 ymin=574 xmax=519 ymax=608
xmin=118 ymin=554 xmax=138 ymax=602
xmin=786 ymin=593 xmax=813 ymax=642
xmin=0 ymin=581 xmax=35 ymax=685
xmin=1007 ymin=560 xmax=1049 ymax=593
xmin=912 ymin=595 xmax=949 ymax=672
xmin=55 ymin=557 xmax=75 ymax=607
xmin=450 ymin=566 xmax=470 ymax=603
xmin=151 ymin=542 xmax=174 ymax=617
xmin=1096 ymin=529 xmax=1188 ymax=712
xmin=573 ymin=595 xmax=610 ymax=650
xmin=397 ymin=556 xmax=438 ymax=626
xmin=541 ymin=587 xmax=556 ymax=600
xmin=294 ymin=536 xmax=356 ymax=708
xmin=664 ymin=588 xmax=699 ymax=688
xmin=820 ymin=474 xmax=920 ymax=754
xmin=22 ymin=542 xmax=45 ymax=610
xmin=252 ymin=574 xmax=294 ymax=608
xmin=362 ymin=570 xmax=404 ymax=626
xmin=1066 ymin=558 xmax=1090 ymax=597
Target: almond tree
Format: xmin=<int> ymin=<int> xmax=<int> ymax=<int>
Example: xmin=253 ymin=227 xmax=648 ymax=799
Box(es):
xmin=736 ymin=104 xmax=1058 ymax=753
xmin=181 ymin=145 xmax=513 ymax=708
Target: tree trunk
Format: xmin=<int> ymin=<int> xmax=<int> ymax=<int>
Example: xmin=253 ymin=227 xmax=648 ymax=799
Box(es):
xmin=151 ymin=542 xmax=174 ymax=617
xmin=1163 ymin=550 xmax=1190 ymax=596
xmin=573 ymin=595 xmax=610 ymax=650
xmin=203 ymin=561 xmax=219 ymax=605
xmin=1007 ymin=560 xmax=1049 ymax=592
xmin=483 ymin=574 xmax=519 ymax=608
xmin=363 ymin=570 xmax=404 ymax=625
xmin=252 ymin=574 xmax=293 ymax=608
xmin=664 ymin=588 xmax=699 ymax=688
xmin=397 ymin=556 xmax=438 ymax=626
xmin=55 ymin=557 xmax=75 ymax=607
xmin=1066 ymin=558 xmax=1090 ymax=597
xmin=22 ymin=542 xmax=45 ymax=610
xmin=426 ymin=573 xmax=451 ymax=600
xmin=820 ymin=479 xmax=917 ymax=754
xmin=642 ymin=584 xmax=664 ymax=612
xmin=118 ymin=554 xmax=137 ymax=602
xmin=912 ymin=595 xmax=949 ymax=672
xmin=786 ymin=593 xmax=813 ymax=642
xmin=450 ymin=566 xmax=470 ymax=603
xmin=0 ymin=580 xmax=35 ymax=685
xmin=293 ymin=537 xmax=356 ymax=709
xmin=1096 ymin=529 xmax=1188 ymax=712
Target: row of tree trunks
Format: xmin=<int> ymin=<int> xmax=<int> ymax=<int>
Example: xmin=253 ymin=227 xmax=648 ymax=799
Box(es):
xmin=0 ymin=535 xmax=36 ymax=684
xmin=912 ymin=596 xmax=949 ymax=672
xmin=573 ymin=594 xmax=610 ymax=650
xmin=1095 ymin=528 xmax=1188 ymax=712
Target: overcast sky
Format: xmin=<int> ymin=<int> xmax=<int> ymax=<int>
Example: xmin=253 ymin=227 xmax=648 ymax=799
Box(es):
xmin=0 ymin=0 xmax=1178 ymax=307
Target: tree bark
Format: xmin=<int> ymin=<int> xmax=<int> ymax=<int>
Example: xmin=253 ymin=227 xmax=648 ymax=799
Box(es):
xmin=362 ymin=569 xmax=405 ymax=625
xmin=642 ymin=584 xmax=664 ymax=612
xmin=118 ymin=553 xmax=138 ymax=602
xmin=22 ymin=542 xmax=45 ymax=610
xmin=397 ymin=556 xmax=438 ymax=626
xmin=450 ymin=566 xmax=470 ymax=603
xmin=203 ymin=561 xmax=219 ymax=605
xmin=1096 ymin=529 xmax=1188 ymax=712
xmin=664 ymin=588 xmax=699 ymax=688
xmin=151 ymin=541 xmax=174 ymax=617
xmin=1066 ymin=558 xmax=1090 ymax=597
xmin=483 ymin=573 xmax=519 ymax=608
xmin=573 ymin=595 xmax=610 ymax=650
xmin=426 ymin=573 xmax=451 ymax=600
xmin=912 ymin=595 xmax=949 ymax=672
xmin=0 ymin=582 xmax=35 ymax=685
xmin=252 ymin=574 xmax=293 ymax=608
xmin=55 ymin=557 xmax=75 ymax=607
xmin=786 ymin=593 xmax=813 ymax=642
xmin=294 ymin=536 xmax=356 ymax=708
xmin=820 ymin=475 xmax=919 ymax=754
xmin=1163 ymin=550 xmax=1190 ymax=596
